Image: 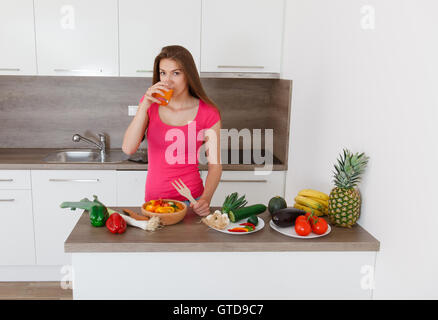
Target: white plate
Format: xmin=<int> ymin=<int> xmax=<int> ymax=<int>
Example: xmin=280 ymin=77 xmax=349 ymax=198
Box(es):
xmin=208 ymin=217 xmax=265 ymax=235
xmin=269 ymin=219 xmax=331 ymax=239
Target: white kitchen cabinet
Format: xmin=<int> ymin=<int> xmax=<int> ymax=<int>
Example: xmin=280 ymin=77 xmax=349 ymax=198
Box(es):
xmin=201 ymin=0 xmax=284 ymax=74
xmin=0 ymin=170 xmax=35 ymax=265
xmin=34 ymin=0 xmax=118 ymax=76
xmin=119 ymin=0 xmax=201 ymax=77
xmin=72 ymin=251 xmax=376 ymax=299
xmin=0 ymin=170 xmax=31 ymax=189
xmin=0 ymin=0 xmax=37 ymax=75
xmin=0 ymin=182 xmax=35 ymax=265
xmin=31 ymin=170 xmax=117 ymax=265
xmin=116 ymin=170 xmax=147 ymax=206
xmin=202 ymin=170 xmax=286 ymax=206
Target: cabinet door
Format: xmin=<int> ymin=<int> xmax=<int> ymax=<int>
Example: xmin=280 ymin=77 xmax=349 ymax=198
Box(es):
xmin=34 ymin=0 xmax=118 ymax=76
xmin=201 ymin=0 xmax=284 ymax=73
xmin=202 ymin=171 xmax=285 ymax=206
xmin=119 ymin=0 xmax=201 ymax=77
xmin=0 ymin=0 xmax=37 ymax=75
xmin=32 ymin=170 xmax=117 ymax=265
xmin=0 ymin=190 xmax=35 ymax=265
xmin=116 ymin=171 xmax=147 ymax=206
xmin=0 ymin=170 xmax=31 ymax=189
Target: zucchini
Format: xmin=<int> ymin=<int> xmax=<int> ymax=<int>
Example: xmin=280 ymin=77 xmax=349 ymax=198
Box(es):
xmin=229 ymin=204 xmax=267 ymax=222
xmin=247 ymin=215 xmax=259 ymax=226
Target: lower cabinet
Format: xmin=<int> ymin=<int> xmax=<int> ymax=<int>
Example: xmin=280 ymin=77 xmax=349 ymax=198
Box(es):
xmin=31 ymin=170 xmax=117 ymax=266
xmin=202 ymin=170 xmax=286 ymax=206
xmin=116 ymin=170 xmax=147 ymax=206
xmin=0 ymin=189 xmax=35 ymax=265
xmin=0 ymin=169 xmax=285 ymax=268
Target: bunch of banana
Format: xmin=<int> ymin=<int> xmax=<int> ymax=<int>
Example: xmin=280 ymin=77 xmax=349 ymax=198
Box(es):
xmin=293 ymin=189 xmax=329 ymax=216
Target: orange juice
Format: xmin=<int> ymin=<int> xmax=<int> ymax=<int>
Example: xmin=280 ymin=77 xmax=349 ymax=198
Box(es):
xmin=152 ymin=89 xmax=174 ymax=106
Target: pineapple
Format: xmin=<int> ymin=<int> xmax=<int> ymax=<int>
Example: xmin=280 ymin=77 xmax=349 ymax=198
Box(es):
xmin=328 ymin=149 xmax=369 ymax=228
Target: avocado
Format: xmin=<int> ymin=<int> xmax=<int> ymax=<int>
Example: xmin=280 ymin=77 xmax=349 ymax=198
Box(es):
xmin=268 ymin=196 xmax=287 ymax=215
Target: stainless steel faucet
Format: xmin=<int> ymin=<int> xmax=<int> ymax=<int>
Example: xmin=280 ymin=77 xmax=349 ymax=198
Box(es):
xmin=72 ymin=133 xmax=107 ymax=160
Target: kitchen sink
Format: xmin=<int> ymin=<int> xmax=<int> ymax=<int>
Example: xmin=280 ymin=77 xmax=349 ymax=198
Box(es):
xmin=43 ymin=149 xmax=130 ymax=163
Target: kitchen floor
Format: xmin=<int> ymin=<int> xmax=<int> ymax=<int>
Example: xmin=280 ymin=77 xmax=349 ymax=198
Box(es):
xmin=0 ymin=282 xmax=72 ymax=300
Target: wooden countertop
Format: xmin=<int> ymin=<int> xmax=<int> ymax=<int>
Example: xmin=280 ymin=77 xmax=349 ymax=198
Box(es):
xmin=64 ymin=207 xmax=380 ymax=253
xmin=0 ymin=148 xmax=287 ymax=171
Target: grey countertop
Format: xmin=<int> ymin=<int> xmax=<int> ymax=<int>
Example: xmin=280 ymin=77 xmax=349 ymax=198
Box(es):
xmin=64 ymin=206 xmax=380 ymax=253
xmin=0 ymin=148 xmax=287 ymax=171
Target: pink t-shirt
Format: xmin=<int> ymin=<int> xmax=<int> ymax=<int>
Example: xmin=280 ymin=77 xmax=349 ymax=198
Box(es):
xmin=140 ymin=96 xmax=220 ymax=202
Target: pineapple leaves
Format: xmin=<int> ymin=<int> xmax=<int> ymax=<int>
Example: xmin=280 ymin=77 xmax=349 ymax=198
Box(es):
xmin=332 ymin=149 xmax=369 ymax=188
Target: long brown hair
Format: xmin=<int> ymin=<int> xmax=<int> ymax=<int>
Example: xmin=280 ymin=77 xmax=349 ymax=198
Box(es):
xmin=152 ymin=45 xmax=220 ymax=117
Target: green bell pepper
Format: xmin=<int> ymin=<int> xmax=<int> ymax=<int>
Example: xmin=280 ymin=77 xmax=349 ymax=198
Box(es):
xmin=60 ymin=195 xmax=109 ymax=227
xmin=89 ymin=204 xmax=109 ymax=227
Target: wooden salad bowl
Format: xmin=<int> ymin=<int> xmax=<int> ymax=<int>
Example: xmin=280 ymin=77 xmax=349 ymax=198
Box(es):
xmin=141 ymin=199 xmax=187 ymax=226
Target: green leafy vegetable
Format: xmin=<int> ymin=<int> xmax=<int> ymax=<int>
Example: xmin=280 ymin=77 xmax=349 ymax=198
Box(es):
xmin=221 ymin=192 xmax=248 ymax=214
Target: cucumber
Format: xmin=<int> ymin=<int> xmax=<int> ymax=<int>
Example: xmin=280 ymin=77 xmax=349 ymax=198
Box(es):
xmin=229 ymin=204 xmax=267 ymax=222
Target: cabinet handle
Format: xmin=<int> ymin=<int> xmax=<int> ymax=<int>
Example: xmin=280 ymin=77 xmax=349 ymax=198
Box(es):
xmin=220 ymin=179 xmax=267 ymax=183
xmin=217 ymin=65 xmax=264 ymax=69
xmin=0 ymin=68 xmax=20 ymax=71
xmin=0 ymin=199 xmax=15 ymax=202
xmin=0 ymin=179 xmax=14 ymax=182
xmin=54 ymin=69 xmax=103 ymax=73
xmin=49 ymin=179 xmax=100 ymax=182
xmin=136 ymin=70 xmax=153 ymax=73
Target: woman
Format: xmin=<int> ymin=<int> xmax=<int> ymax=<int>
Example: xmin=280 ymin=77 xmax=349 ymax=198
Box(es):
xmin=122 ymin=45 xmax=222 ymax=216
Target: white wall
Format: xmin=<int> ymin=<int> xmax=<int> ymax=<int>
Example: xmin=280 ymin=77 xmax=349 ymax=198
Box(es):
xmin=282 ymin=0 xmax=438 ymax=299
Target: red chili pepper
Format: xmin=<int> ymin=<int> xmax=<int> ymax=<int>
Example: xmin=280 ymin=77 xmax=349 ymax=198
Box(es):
xmin=106 ymin=213 xmax=127 ymax=234
xmin=239 ymin=222 xmax=256 ymax=228
xmin=227 ymin=227 xmax=249 ymax=232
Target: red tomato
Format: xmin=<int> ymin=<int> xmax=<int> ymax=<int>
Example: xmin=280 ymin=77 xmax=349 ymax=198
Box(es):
xmin=312 ymin=217 xmax=328 ymax=235
xmin=295 ymin=215 xmax=307 ymax=224
xmin=305 ymin=212 xmax=318 ymax=225
xmin=295 ymin=220 xmax=312 ymax=236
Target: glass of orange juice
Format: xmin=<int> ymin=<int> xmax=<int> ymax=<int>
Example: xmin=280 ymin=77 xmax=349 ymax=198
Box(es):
xmin=152 ymin=88 xmax=174 ymax=106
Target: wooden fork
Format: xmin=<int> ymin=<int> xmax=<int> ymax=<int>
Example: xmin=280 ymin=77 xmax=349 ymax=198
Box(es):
xmin=171 ymin=178 xmax=198 ymax=205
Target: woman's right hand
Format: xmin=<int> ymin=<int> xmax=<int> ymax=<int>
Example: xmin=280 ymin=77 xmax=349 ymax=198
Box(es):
xmin=141 ymin=81 xmax=172 ymax=107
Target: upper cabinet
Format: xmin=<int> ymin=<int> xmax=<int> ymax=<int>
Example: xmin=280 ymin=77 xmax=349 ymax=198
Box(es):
xmin=34 ymin=0 xmax=118 ymax=76
xmin=0 ymin=0 xmax=37 ymax=75
xmin=119 ymin=0 xmax=201 ymax=77
xmin=201 ymin=0 xmax=284 ymax=75
xmin=2 ymin=0 xmax=285 ymax=78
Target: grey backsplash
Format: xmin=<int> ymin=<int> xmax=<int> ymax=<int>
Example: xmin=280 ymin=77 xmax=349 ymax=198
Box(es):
xmin=0 ymin=76 xmax=291 ymax=164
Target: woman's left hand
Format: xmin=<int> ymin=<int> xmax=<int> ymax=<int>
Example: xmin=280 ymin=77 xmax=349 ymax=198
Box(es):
xmin=190 ymin=198 xmax=211 ymax=216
